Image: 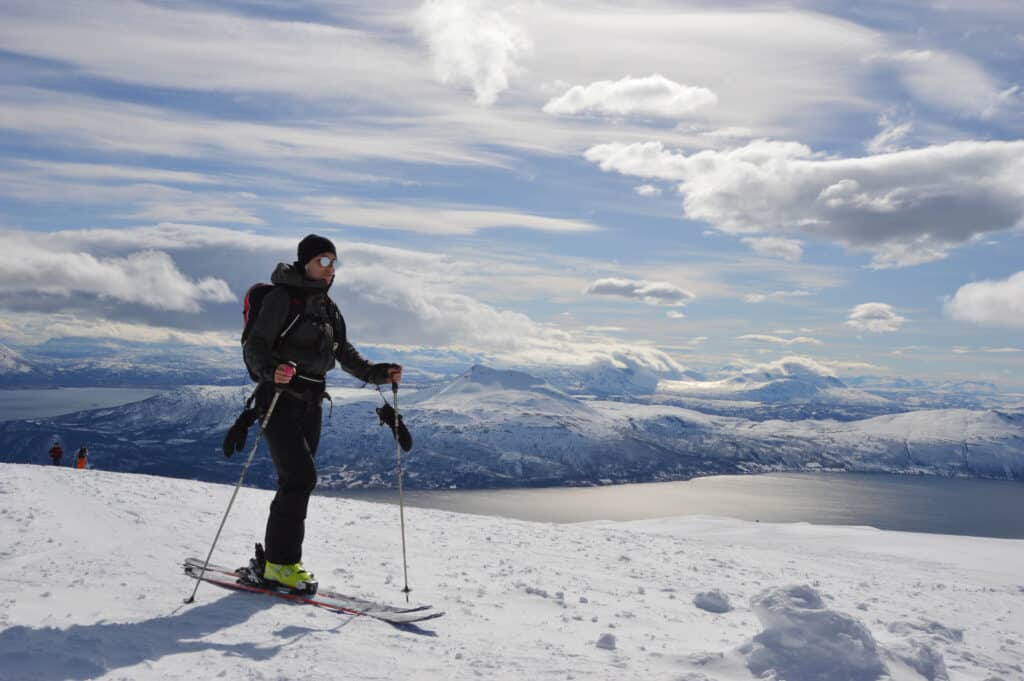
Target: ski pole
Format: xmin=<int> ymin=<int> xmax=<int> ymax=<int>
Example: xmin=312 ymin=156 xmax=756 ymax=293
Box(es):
xmin=184 ymin=386 xmax=282 ymax=604
xmin=393 ymin=381 xmax=412 ymax=602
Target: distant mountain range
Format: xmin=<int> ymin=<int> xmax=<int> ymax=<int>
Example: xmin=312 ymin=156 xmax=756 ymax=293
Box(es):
xmin=2 ymin=364 xmax=1022 ymax=489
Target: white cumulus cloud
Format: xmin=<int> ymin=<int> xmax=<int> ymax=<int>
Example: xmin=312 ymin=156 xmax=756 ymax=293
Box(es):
xmin=945 ymin=271 xmax=1024 ymax=327
xmin=846 ymin=303 xmax=906 ymax=333
xmin=585 ymin=139 xmax=1024 ymax=268
xmin=543 ymin=74 xmax=717 ymax=119
xmin=415 ymin=0 xmax=531 ymax=106
xmin=0 ymin=230 xmax=234 ymax=313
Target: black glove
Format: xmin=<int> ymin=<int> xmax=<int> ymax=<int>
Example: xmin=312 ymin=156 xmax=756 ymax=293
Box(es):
xmin=376 ymin=403 xmax=412 ymax=452
xmin=369 ymin=362 xmax=400 ymax=385
xmin=222 ymin=407 xmax=260 ymax=459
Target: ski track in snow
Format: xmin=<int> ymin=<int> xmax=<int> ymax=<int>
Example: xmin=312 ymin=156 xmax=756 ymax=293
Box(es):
xmin=0 ymin=463 xmax=1022 ymax=681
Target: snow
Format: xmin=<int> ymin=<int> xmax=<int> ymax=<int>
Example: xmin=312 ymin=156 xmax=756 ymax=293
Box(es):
xmin=2 ymin=463 xmax=1022 ymax=681
xmin=0 ymin=344 xmax=33 ymax=375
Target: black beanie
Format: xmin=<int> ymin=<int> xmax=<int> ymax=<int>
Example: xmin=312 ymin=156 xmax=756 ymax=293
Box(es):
xmin=297 ymin=234 xmax=337 ymax=265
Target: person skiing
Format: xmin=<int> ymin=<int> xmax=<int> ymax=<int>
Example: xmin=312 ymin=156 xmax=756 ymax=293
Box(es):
xmin=243 ymin=234 xmax=401 ymax=591
xmin=48 ymin=440 xmax=63 ymax=466
xmin=75 ymin=445 xmax=88 ymax=469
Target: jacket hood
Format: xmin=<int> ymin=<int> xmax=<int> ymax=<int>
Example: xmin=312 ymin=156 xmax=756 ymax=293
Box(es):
xmin=270 ymin=262 xmax=332 ymax=292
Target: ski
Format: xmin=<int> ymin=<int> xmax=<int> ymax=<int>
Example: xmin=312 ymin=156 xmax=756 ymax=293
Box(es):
xmin=183 ymin=557 xmax=444 ymax=625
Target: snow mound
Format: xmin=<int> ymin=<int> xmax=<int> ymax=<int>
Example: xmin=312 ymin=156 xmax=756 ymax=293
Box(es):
xmin=693 ymin=590 xmax=732 ymax=613
xmin=743 ymin=584 xmax=888 ymax=681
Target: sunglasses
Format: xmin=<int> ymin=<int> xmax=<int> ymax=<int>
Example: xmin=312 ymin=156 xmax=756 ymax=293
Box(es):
xmin=315 ymin=255 xmax=339 ymax=268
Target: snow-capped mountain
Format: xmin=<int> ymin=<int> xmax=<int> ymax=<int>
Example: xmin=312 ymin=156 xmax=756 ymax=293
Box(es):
xmin=0 ymin=342 xmax=41 ymax=376
xmin=2 ymin=366 xmax=1022 ymax=489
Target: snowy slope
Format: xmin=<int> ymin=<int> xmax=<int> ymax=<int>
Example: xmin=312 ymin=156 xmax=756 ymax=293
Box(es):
xmin=1 ymin=463 xmax=1022 ymax=681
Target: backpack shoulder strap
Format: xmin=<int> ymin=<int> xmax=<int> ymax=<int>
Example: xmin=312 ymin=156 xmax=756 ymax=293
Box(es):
xmin=277 ymin=287 xmax=306 ymax=341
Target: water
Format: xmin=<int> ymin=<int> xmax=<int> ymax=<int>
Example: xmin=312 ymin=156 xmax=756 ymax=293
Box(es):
xmin=328 ymin=472 xmax=1024 ymax=539
xmin=0 ymin=388 xmax=162 ymax=421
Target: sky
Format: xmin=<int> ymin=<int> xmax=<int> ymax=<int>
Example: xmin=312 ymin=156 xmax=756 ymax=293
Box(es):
xmin=0 ymin=0 xmax=1023 ymax=387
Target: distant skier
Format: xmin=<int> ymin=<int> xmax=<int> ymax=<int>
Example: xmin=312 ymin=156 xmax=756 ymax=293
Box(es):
xmin=240 ymin=234 xmax=402 ymax=591
xmin=48 ymin=440 xmax=63 ymax=466
xmin=75 ymin=445 xmax=88 ymax=470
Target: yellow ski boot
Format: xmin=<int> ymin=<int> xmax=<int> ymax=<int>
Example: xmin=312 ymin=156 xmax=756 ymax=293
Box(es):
xmin=263 ymin=561 xmax=317 ymax=594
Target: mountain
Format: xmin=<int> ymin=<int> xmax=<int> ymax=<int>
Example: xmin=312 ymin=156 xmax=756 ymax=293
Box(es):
xmin=2 ymin=366 xmax=1022 ymax=489
xmin=0 ymin=343 xmax=37 ymax=375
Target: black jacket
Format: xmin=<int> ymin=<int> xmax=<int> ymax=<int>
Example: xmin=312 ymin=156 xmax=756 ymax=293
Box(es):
xmin=243 ymin=263 xmax=390 ymax=387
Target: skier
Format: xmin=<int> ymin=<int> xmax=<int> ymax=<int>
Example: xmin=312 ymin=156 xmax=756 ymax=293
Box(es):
xmin=75 ymin=445 xmax=88 ymax=470
xmin=48 ymin=440 xmax=63 ymax=466
xmin=243 ymin=234 xmax=401 ymax=591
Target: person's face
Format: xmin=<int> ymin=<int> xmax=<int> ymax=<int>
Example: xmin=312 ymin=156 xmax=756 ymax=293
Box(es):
xmin=304 ymin=252 xmax=338 ymax=282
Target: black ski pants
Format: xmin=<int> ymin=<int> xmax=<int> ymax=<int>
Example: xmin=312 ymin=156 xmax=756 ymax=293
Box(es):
xmin=263 ymin=393 xmax=322 ymax=565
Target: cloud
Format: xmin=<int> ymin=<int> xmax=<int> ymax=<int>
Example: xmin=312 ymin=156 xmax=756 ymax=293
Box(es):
xmin=743 ymin=290 xmax=813 ymax=304
xmin=740 ymin=237 xmax=804 ymax=262
xmin=0 ymin=230 xmax=234 ymax=313
xmin=868 ymin=49 xmax=1009 ymax=119
xmin=284 ymin=197 xmax=602 ymax=235
xmin=45 ymin=223 xmax=295 ymax=255
xmin=846 ymin=302 xmax=906 ymax=333
xmin=729 ymin=354 xmax=883 ymax=377
xmin=0 ymin=312 xmax=236 ymax=347
xmin=0 ymin=86 xmax=506 ymax=169
xmin=0 ymin=224 xmax=692 ymax=377
xmin=741 ymin=333 xmax=819 ymax=346
xmin=634 ymin=184 xmax=662 ymax=197
xmin=945 ymin=270 xmax=1024 ymax=327
xmin=866 ymin=114 xmax=913 ymax=154
xmin=585 ymin=139 xmax=1024 ymax=268
xmin=543 ymin=74 xmax=717 ymax=119
xmin=666 ymin=310 xmax=685 ymax=319
xmin=415 ymin=0 xmax=531 ymax=106
xmin=738 ymin=334 xmax=823 ymax=346
xmin=583 ymin=278 xmax=695 ymax=307
xmin=0 ymin=0 xmax=434 ymax=103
